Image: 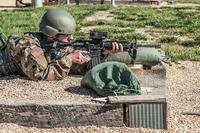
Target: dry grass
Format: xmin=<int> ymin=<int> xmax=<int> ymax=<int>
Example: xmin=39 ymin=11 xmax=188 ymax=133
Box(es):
xmin=84 ymin=11 xmax=113 ymax=22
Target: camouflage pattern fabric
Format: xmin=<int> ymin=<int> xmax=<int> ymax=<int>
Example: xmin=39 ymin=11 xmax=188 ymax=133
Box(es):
xmin=69 ymin=61 xmax=91 ymax=75
xmin=7 ymin=35 xmax=47 ymax=80
xmin=6 ymin=33 xmax=141 ymax=81
xmin=0 ymin=46 xmax=24 ymax=76
xmin=6 ymin=34 xmax=85 ymax=81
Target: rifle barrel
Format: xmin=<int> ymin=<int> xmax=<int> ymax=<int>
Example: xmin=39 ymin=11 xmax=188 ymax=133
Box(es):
xmin=103 ymin=41 xmax=161 ymax=49
xmin=42 ymin=40 xmax=161 ymax=49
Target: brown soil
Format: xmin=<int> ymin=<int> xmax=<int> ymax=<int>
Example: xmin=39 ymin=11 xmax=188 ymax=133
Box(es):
xmin=135 ymin=27 xmax=194 ymax=42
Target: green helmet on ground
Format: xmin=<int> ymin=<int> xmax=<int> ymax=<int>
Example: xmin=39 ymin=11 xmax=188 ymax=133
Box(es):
xmin=39 ymin=9 xmax=76 ymax=36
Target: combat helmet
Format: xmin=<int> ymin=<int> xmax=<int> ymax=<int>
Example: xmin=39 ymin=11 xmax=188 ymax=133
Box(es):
xmin=39 ymin=9 xmax=76 ymax=36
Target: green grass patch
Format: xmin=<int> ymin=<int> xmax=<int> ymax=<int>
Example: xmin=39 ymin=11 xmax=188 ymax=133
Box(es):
xmin=164 ymin=45 xmax=200 ymax=62
xmin=178 ymin=40 xmax=199 ymax=47
xmin=92 ymin=27 xmax=146 ymax=41
xmin=159 ymin=36 xmax=178 ymax=43
xmin=0 ymin=5 xmax=111 ymax=36
xmin=0 ymin=5 xmax=200 ymax=61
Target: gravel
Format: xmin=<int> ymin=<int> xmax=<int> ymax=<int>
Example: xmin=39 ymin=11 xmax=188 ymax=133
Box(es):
xmin=0 ymin=61 xmax=199 ymax=133
xmin=0 ymin=0 xmax=199 ymax=131
xmin=0 ymin=75 xmax=99 ymax=102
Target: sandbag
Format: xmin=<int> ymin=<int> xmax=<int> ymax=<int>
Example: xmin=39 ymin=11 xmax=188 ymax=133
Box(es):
xmin=81 ymin=62 xmax=141 ymax=96
xmin=135 ymin=47 xmax=166 ymax=66
xmin=106 ymin=47 xmax=166 ymax=66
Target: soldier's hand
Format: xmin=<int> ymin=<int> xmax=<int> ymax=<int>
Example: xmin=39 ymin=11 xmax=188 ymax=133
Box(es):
xmin=67 ymin=50 xmax=88 ymax=64
xmin=103 ymin=42 xmax=123 ymax=55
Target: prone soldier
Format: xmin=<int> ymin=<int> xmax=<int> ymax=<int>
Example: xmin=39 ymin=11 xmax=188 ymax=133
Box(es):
xmin=6 ymin=9 xmax=124 ymax=81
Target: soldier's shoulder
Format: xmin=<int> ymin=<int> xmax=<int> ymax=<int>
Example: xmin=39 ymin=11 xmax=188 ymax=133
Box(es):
xmin=7 ymin=33 xmax=41 ymax=48
xmin=24 ymin=32 xmax=46 ymax=44
xmin=7 ymin=32 xmax=39 ymax=42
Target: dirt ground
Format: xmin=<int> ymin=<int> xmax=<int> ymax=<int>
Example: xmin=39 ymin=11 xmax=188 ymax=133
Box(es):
xmin=0 ymin=61 xmax=199 ymax=133
xmin=0 ymin=1 xmax=200 ymax=133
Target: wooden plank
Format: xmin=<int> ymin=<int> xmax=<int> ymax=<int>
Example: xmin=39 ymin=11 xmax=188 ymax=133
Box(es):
xmin=108 ymin=95 xmax=166 ymax=104
xmin=130 ymin=64 xmax=143 ymax=74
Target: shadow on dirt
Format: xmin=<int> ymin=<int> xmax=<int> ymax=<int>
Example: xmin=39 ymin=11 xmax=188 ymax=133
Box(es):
xmin=64 ymin=86 xmax=99 ymax=97
xmin=0 ymin=75 xmax=29 ymax=80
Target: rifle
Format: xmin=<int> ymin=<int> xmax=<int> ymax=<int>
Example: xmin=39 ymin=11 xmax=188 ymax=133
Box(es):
xmin=42 ymin=31 xmax=161 ymax=67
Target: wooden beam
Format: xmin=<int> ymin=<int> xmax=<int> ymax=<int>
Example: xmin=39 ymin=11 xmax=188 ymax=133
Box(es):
xmin=108 ymin=95 xmax=166 ymax=104
xmin=130 ymin=64 xmax=143 ymax=75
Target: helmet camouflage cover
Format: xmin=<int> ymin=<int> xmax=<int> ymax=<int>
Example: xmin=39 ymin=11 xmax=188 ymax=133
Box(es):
xmin=39 ymin=9 xmax=76 ymax=36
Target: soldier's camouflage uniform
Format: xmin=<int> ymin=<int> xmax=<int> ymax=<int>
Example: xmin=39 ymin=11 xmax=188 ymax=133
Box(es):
xmin=7 ymin=33 xmax=92 ymax=81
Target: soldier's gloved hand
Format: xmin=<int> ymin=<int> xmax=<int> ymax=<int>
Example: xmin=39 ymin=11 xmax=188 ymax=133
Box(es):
xmin=103 ymin=42 xmax=123 ymax=55
xmin=67 ymin=50 xmax=88 ymax=64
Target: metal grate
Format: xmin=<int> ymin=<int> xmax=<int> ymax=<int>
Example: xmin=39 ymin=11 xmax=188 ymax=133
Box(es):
xmin=127 ymin=103 xmax=167 ymax=129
